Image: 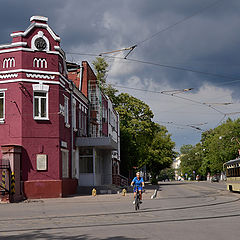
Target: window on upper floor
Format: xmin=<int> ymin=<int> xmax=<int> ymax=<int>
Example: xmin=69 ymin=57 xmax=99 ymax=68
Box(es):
xmin=64 ymin=95 xmax=69 ymax=125
xmin=79 ymin=104 xmax=87 ymax=136
xmin=61 ymin=149 xmax=69 ymax=178
xmin=72 ymin=99 xmax=76 ymax=130
xmin=33 ymin=58 xmax=47 ymax=68
xmin=3 ymin=58 xmax=15 ymax=68
xmin=33 ymin=91 xmax=48 ymax=120
xmin=0 ymin=91 xmax=5 ymax=121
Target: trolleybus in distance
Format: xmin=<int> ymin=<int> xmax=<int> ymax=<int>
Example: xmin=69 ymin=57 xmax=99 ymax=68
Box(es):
xmin=225 ymin=157 xmax=240 ymax=192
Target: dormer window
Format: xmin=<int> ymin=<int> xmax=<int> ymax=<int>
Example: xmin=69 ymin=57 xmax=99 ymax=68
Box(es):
xmin=3 ymin=58 xmax=15 ymax=68
xmin=33 ymin=58 xmax=47 ymax=68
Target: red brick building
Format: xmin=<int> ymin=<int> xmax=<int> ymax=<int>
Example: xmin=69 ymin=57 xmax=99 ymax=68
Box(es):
xmin=0 ymin=16 xmax=122 ymax=200
xmin=0 ymin=16 xmax=88 ymax=199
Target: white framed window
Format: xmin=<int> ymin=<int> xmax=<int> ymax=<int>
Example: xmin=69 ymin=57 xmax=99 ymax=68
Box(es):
xmin=83 ymin=107 xmax=87 ymax=136
xmin=79 ymin=104 xmax=82 ymax=130
xmin=0 ymin=91 xmax=5 ymax=121
xmin=33 ymin=91 xmax=48 ymax=120
xmin=61 ymin=149 xmax=69 ymax=178
xmin=64 ymin=95 xmax=69 ymax=125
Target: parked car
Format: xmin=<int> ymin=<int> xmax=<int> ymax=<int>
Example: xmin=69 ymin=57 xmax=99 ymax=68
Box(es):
xmin=211 ymin=176 xmax=219 ymax=182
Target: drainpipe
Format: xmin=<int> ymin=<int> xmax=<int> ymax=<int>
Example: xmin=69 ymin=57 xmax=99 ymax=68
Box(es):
xmin=78 ymin=65 xmax=83 ymax=92
xmin=70 ymin=81 xmax=74 ymax=179
xmin=93 ymin=147 xmax=96 ymax=186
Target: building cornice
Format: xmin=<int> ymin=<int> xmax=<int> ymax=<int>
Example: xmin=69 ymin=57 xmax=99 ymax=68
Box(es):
xmin=0 ymin=69 xmax=59 ymax=75
xmin=0 ymin=78 xmax=62 ymax=86
xmin=0 ymin=47 xmax=65 ymax=59
xmin=10 ymin=22 xmax=60 ymax=42
xmin=30 ymin=16 xmax=48 ymax=22
xmin=0 ymin=42 xmax=28 ymax=50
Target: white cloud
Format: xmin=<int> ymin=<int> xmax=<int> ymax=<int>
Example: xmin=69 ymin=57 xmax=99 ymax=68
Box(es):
xmin=113 ymin=79 xmax=240 ymax=150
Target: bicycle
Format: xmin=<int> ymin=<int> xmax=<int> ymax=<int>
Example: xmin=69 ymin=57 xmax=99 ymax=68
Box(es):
xmin=134 ymin=186 xmax=140 ymax=211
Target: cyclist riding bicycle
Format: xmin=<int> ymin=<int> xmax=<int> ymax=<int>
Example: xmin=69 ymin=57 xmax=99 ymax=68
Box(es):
xmin=131 ymin=172 xmax=145 ymax=204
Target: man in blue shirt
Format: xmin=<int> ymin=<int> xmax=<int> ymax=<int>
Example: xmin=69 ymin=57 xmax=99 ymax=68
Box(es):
xmin=131 ymin=172 xmax=145 ymax=204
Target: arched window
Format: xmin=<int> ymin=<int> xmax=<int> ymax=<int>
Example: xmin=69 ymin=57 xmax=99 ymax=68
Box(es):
xmin=33 ymin=58 xmax=47 ymax=68
xmin=3 ymin=58 xmax=15 ymax=68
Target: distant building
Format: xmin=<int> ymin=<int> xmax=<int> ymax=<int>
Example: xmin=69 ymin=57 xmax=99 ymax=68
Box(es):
xmin=0 ymin=16 xmax=122 ymax=200
xmin=172 ymin=156 xmax=181 ymax=180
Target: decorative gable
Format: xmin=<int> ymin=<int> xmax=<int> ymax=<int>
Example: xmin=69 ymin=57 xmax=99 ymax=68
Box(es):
xmin=31 ymin=31 xmax=50 ymax=51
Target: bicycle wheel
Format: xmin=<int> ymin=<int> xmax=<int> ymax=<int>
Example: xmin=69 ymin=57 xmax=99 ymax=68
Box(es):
xmin=135 ymin=196 xmax=138 ymax=211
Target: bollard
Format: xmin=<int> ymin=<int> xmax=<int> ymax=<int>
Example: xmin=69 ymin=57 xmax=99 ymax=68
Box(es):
xmin=92 ymin=188 xmax=97 ymax=196
xmin=11 ymin=172 xmax=15 ymax=194
xmin=2 ymin=171 xmax=6 ymax=189
xmin=122 ymin=188 xmax=127 ymax=196
xmin=2 ymin=171 xmax=6 ymax=196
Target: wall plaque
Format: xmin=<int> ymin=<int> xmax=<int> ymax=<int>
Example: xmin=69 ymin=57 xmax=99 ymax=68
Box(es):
xmin=37 ymin=154 xmax=48 ymax=171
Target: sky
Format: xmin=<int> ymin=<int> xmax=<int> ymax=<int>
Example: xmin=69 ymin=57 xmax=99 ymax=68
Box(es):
xmin=1 ymin=0 xmax=240 ymax=151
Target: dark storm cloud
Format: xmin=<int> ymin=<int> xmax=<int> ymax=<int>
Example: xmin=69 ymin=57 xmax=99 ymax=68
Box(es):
xmin=0 ymin=0 xmax=239 ymax=92
xmin=0 ymin=0 xmax=65 ymax=43
xmin=1 ymin=0 xmax=240 ymax=148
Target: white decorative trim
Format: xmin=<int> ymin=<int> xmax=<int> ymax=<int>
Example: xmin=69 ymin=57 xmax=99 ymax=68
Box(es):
xmin=59 ymin=104 xmax=65 ymax=116
xmin=26 ymin=73 xmax=55 ymax=80
xmin=31 ymin=31 xmax=50 ymax=51
xmin=0 ymin=88 xmax=7 ymax=91
xmin=32 ymin=83 xmax=49 ymax=92
xmin=73 ymin=95 xmax=88 ymax=109
xmin=65 ymin=123 xmax=70 ymax=128
xmin=0 ymin=47 xmax=34 ymax=54
xmin=54 ymin=46 xmax=65 ymax=56
xmin=60 ymin=74 xmax=70 ymax=83
xmin=0 ymin=69 xmax=59 ymax=75
xmin=10 ymin=22 xmax=60 ymax=41
xmin=0 ymin=78 xmax=60 ymax=85
xmin=0 ymin=73 xmax=18 ymax=79
xmin=34 ymin=117 xmax=49 ymax=121
xmin=30 ymin=16 xmax=48 ymax=22
xmin=0 ymin=42 xmax=27 ymax=50
xmin=59 ymin=77 xmax=65 ymax=86
xmin=0 ymin=47 xmax=64 ymax=59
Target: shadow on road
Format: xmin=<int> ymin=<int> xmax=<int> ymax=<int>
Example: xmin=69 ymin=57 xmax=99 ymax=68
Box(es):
xmin=0 ymin=231 xmax=139 ymax=240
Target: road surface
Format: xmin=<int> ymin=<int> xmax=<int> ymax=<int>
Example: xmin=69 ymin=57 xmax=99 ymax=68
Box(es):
xmin=0 ymin=181 xmax=240 ymax=239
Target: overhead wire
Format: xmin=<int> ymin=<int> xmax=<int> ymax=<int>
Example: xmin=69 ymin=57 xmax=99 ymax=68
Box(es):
xmin=136 ymin=0 xmax=226 ymax=46
xmin=66 ymin=52 xmax=240 ymax=85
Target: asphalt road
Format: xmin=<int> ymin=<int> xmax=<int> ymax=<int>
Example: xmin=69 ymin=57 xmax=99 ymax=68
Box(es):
xmin=0 ymin=181 xmax=240 ymax=240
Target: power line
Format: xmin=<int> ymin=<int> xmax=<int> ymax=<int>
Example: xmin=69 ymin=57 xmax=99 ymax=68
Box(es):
xmin=112 ymin=84 xmax=226 ymax=117
xmin=66 ymin=52 xmax=240 ymax=84
xmin=135 ymin=0 xmax=226 ymax=46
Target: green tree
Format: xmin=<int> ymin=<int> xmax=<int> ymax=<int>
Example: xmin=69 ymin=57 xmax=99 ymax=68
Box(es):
xmin=180 ymin=143 xmax=203 ymax=179
xmin=158 ymin=168 xmax=175 ymax=181
xmin=180 ymin=144 xmax=193 ymax=154
xmin=114 ymin=93 xmax=156 ymax=176
xmin=146 ymin=126 xmax=176 ymax=183
xmin=201 ymin=118 xmax=240 ymax=175
xmin=92 ymin=57 xmax=109 ymax=88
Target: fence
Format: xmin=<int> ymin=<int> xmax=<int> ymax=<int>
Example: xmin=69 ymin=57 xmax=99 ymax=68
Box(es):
xmin=0 ymin=159 xmax=11 ymax=196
